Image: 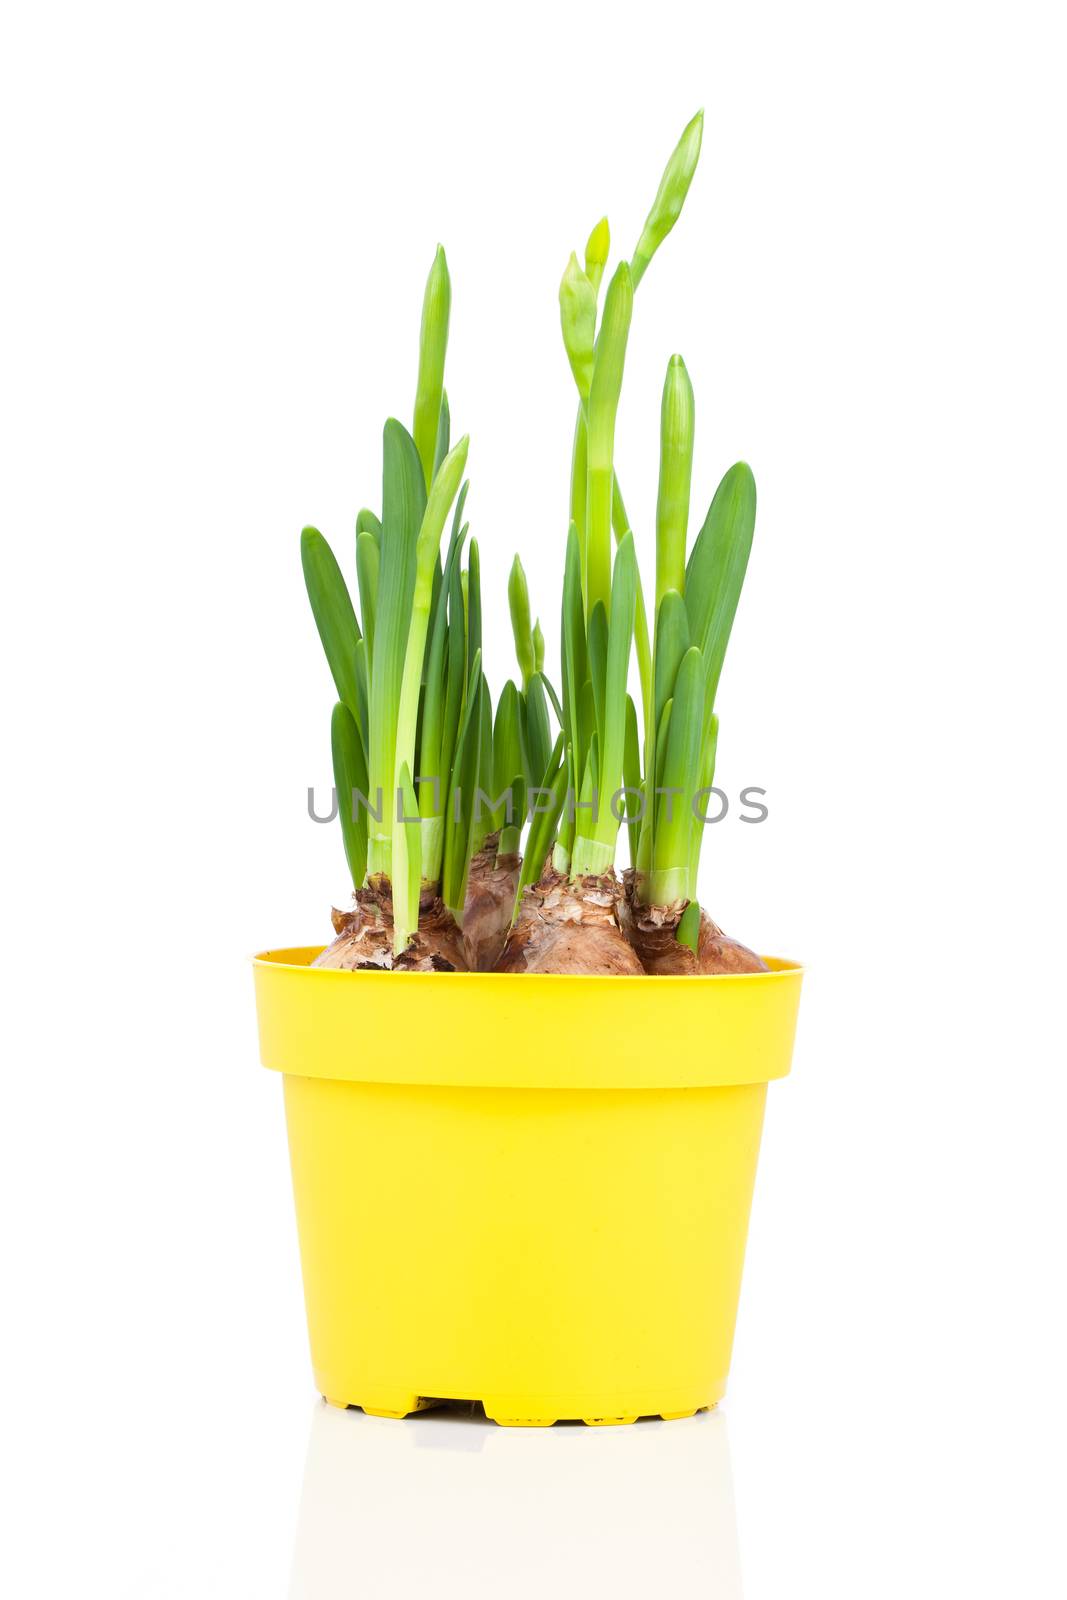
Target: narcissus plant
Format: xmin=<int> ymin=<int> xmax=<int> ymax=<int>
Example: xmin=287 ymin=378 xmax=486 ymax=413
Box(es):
xmin=301 ymin=248 xmax=502 ymax=971
xmin=497 ymin=110 xmax=765 ymax=975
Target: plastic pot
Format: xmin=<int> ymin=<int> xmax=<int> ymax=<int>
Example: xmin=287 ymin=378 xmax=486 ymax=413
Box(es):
xmin=254 ymin=948 xmax=802 ymax=1427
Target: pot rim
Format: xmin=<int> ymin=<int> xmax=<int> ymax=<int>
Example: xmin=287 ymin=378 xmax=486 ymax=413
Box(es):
xmin=253 ymin=947 xmax=803 ymax=1089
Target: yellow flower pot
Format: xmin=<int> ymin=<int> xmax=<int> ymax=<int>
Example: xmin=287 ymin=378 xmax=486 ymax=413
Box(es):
xmin=254 ymin=948 xmax=802 ymax=1427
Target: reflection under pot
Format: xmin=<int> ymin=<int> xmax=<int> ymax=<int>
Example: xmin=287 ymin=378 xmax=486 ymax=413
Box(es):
xmin=289 ymin=1399 xmax=743 ymax=1599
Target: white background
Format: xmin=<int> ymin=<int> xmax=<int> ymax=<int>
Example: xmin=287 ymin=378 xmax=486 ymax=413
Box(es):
xmin=2 ymin=2 xmax=1065 ymax=1595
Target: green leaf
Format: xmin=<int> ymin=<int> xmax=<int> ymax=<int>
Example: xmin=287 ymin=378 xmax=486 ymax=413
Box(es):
xmin=600 ymin=530 xmax=637 ymax=809
xmin=652 ymin=647 xmax=705 ymax=902
xmin=685 ymin=461 xmax=756 ymax=712
xmin=501 ymin=774 xmax=527 ymax=855
xmin=577 ymin=680 xmax=596 ymax=795
xmin=559 ymin=525 xmax=587 ymax=868
xmin=653 ymin=589 xmax=690 ymax=741
xmin=575 ymin=730 xmax=599 ymax=848
xmin=300 ymin=526 xmax=362 ymax=719
xmin=449 ymin=480 xmax=469 ymax=548
xmin=536 ymin=670 xmax=564 ymax=728
xmin=466 ymin=538 xmax=482 ymax=685
xmin=433 ymin=389 xmax=451 ymax=482
xmin=524 ymin=672 xmax=552 ymax=800
xmin=442 ymin=653 xmax=484 ymax=922
xmin=393 ymin=433 xmax=470 ymax=855
xmin=352 ymin=637 xmax=370 ymax=753
xmin=331 ymin=701 xmax=369 ymax=891
xmin=367 ymin=419 xmax=425 ymax=874
xmin=570 ymin=409 xmax=588 ymax=562
xmin=355 ymin=529 xmax=379 ymax=667
xmin=426 ymin=478 xmax=467 ymax=675
xmin=418 ymin=506 xmax=467 ymax=818
xmin=587 ymin=599 xmax=608 ymax=761
xmin=561 ymin=523 xmax=587 ymax=754
xmin=440 ymin=547 xmax=467 ymax=790
xmin=623 ymin=691 xmax=642 ymax=870
xmin=568 ymin=534 xmax=636 ymax=878
xmin=472 ymin=672 xmax=494 ymax=851
xmin=611 ymin=472 xmax=652 ymax=748
xmin=493 ymin=680 xmax=524 ymax=827
xmin=650 ymin=696 xmax=672 ymax=866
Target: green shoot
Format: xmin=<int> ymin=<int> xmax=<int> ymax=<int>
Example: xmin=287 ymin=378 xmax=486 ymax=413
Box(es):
xmin=356 ymin=507 xmax=382 ymax=546
xmin=631 ymin=109 xmax=704 ymax=289
xmin=655 ymin=354 xmax=695 ymax=609
xmin=560 ymin=252 xmax=596 ymax=403
xmin=303 ymin=242 xmax=493 ymax=962
xmin=556 ymin=111 xmax=707 ymax=855
xmin=650 ymin=646 xmax=704 ymax=905
xmin=472 ymin=674 xmax=494 ymax=855
xmin=417 ymin=491 xmax=468 ymax=877
xmin=557 ymin=522 xmax=587 ymax=871
xmin=508 ymin=555 xmax=536 ymax=688
xmin=584 ymin=216 xmax=610 ymax=294
xmin=392 ymin=761 xmax=422 ymax=953
xmin=413 ymin=245 xmax=451 ymax=488
xmin=440 ymin=545 xmax=467 ymax=809
xmin=570 ymin=530 xmax=637 ymax=875
xmin=584 ymin=262 xmax=632 ymax=621
xmin=493 ymin=680 xmax=525 ymax=854
xmin=391 ymin=434 xmax=470 ymax=949
xmin=639 ymin=588 xmax=689 ymax=871
xmin=677 ymin=898 xmax=702 ymax=953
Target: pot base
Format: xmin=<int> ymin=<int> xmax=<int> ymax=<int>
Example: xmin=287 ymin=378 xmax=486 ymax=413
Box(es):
xmin=319 ymin=1384 xmax=723 ymax=1427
